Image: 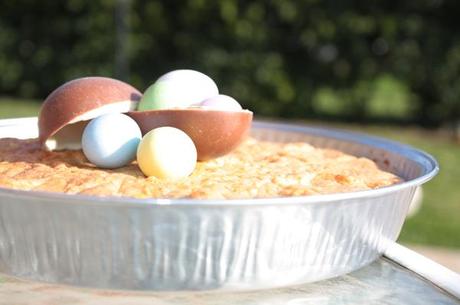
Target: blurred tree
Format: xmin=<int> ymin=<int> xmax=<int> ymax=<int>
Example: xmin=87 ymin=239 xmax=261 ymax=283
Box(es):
xmin=1 ymin=0 xmax=460 ymax=127
xmin=0 ymin=0 xmax=116 ymax=97
xmin=115 ymin=0 xmax=131 ymax=81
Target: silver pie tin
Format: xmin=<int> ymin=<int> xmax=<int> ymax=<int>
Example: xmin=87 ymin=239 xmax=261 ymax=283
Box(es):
xmin=0 ymin=118 xmax=438 ymax=291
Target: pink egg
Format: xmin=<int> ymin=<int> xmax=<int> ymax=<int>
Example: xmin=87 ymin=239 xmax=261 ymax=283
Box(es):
xmin=199 ymin=95 xmax=242 ymax=111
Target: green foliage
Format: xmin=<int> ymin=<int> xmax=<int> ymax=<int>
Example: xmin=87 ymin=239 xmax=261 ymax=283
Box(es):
xmin=0 ymin=0 xmax=116 ymax=97
xmin=1 ymin=0 xmax=460 ymax=125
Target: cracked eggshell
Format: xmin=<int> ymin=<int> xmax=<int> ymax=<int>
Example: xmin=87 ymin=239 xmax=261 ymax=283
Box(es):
xmin=127 ymin=108 xmax=253 ymax=161
xmin=38 ymin=77 xmax=141 ymax=150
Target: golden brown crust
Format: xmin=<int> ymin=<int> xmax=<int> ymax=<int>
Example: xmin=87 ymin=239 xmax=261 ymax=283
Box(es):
xmin=0 ymin=138 xmax=401 ymax=199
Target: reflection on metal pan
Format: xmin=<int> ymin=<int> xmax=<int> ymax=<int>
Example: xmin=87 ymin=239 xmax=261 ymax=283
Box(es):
xmin=0 ymin=118 xmax=438 ymax=291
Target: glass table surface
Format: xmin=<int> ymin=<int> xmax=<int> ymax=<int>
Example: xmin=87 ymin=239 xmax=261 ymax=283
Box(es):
xmin=0 ymin=257 xmax=458 ymax=305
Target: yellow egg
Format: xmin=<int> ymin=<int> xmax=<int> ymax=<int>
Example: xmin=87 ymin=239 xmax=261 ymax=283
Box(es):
xmin=137 ymin=127 xmax=197 ymax=179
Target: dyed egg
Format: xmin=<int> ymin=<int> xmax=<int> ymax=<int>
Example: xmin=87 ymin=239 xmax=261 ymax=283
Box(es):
xmin=199 ymin=94 xmax=242 ymax=111
xmin=137 ymin=127 xmax=197 ymax=179
xmin=138 ymin=69 xmax=218 ymax=110
xmin=82 ymin=113 xmax=142 ymax=168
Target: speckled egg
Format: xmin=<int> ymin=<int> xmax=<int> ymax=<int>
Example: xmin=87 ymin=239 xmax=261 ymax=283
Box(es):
xmin=137 ymin=127 xmax=197 ymax=179
xmin=82 ymin=113 xmax=142 ymax=168
xmin=138 ymin=69 xmax=219 ymax=110
xmin=199 ymin=94 xmax=242 ymax=111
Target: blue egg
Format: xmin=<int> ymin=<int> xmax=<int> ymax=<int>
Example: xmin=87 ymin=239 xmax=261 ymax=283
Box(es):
xmin=82 ymin=113 xmax=142 ymax=168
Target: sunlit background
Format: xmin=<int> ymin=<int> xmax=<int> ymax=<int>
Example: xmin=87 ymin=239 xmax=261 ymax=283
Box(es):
xmin=1 ymin=0 xmax=459 ymax=270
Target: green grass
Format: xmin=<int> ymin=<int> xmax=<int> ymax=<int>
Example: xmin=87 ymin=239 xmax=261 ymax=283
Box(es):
xmin=0 ymin=98 xmax=458 ymax=248
xmin=0 ymin=98 xmax=41 ymax=119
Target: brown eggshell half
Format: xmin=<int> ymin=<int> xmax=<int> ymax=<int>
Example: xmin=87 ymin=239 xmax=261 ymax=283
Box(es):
xmin=127 ymin=109 xmax=253 ymax=161
xmin=38 ymin=77 xmax=141 ymax=150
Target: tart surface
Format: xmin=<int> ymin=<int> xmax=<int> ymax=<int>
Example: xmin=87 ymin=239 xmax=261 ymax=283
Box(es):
xmin=0 ymin=138 xmax=401 ymax=199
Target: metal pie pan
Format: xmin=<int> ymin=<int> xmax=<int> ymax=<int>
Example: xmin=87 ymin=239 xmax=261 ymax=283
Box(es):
xmin=0 ymin=118 xmax=438 ymax=291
